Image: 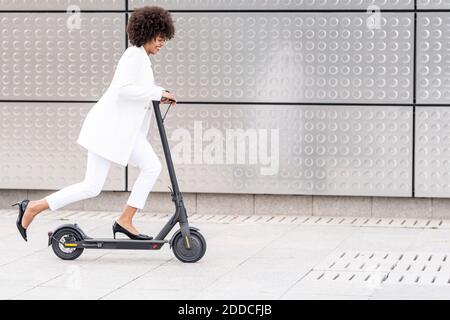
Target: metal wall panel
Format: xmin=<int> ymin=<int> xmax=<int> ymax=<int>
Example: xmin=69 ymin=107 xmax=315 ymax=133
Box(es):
xmin=0 ymin=0 xmax=125 ymax=10
xmin=0 ymin=13 xmax=125 ymax=101
xmin=0 ymin=4 xmax=427 ymax=198
xmin=0 ymin=102 xmax=125 ymax=190
xmin=417 ymin=0 xmax=450 ymax=9
xmin=128 ymin=104 xmax=412 ymax=197
xmin=417 ymin=13 xmax=450 ymax=105
xmin=130 ymin=0 xmax=414 ymax=10
xmin=415 ymin=107 xmax=450 ymax=198
xmin=153 ymin=13 xmax=414 ymax=104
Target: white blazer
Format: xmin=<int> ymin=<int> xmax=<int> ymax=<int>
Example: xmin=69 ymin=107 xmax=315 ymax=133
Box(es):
xmin=76 ymin=45 xmax=165 ymax=166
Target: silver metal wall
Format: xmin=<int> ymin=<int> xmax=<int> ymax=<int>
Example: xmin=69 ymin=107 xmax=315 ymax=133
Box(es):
xmin=138 ymin=104 xmax=413 ymax=196
xmin=0 ymin=1 xmax=125 ymax=10
xmin=0 ymin=1 xmax=448 ymax=197
xmin=150 ymin=13 xmax=414 ymax=104
xmin=0 ymin=102 xmax=124 ymax=190
xmin=415 ymin=107 xmax=450 ymax=197
xmin=130 ymin=0 xmax=414 ymax=10
xmin=0 ymin=13 xmax=125 ymax=100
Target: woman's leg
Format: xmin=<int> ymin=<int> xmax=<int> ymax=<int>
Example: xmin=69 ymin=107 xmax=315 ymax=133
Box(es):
xmin=21 ymin=150 xmax=112 ymax=229
xmin=116 ymin=132 xmax=162 ymax=234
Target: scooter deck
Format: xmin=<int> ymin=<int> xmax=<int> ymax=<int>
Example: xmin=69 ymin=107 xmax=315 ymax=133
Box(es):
xmin=78 ymin=238 xmax=168 ymax=250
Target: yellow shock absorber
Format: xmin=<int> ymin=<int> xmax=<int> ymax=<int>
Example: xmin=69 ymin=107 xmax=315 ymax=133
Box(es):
xmin=184 ymin=235 xmax=191 ymax=249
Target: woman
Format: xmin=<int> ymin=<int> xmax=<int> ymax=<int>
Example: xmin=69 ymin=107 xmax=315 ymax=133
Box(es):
xmin=12 ymin=6 xmax=177 ymax=242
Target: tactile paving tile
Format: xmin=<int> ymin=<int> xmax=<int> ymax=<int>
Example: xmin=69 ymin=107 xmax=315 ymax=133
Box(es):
xmin=315 ymin=251 xmax=403 ymax=272
xmin=417 ymin=14 xmax=450 ymax=104
xmin=308 ymin=251 xmax=450 ymax=286
xmin=152 ymin=12 xmax=414 ymax=104
xmin=383 ymin=272 xmax=450 ymax=285
xmin=415 ymin=107 xmax=450 ymax=197
xmin=0 ymin=102 xmax=125 ymax=190
xmin=129 ymin=104 xmax=412 ymax=196
xmin=391 ymin=252 xmax=450 ymax=273
xmin=310 ymin=270 xmax=388 ymax=282
xmin=0 ymin=0 xmax=125 ymax=10
xmin=0 ymin=13 xmax=125 ymax=100
xmin=130 ymin=0 xmax=414 ymax=10
xmin=384 ymin=252 xmax=450 ymax=285
xmin=417 ymin=0 xmax=450 ymax=9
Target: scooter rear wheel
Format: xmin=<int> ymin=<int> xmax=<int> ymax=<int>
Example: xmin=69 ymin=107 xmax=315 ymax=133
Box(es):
xmin=51 ymin=228 xmax=84 ymax=260
xmin=172 ymin=229 xmax=206 ymax=263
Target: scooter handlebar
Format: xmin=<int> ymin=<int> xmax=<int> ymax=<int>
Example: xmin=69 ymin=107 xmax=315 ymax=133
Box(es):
xmin=161 ymin=90 xmax=177 ymax=103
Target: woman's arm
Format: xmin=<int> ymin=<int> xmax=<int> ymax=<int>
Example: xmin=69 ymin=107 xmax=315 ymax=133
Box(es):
xmin=118 ymin=83 xmax=165 ymax=102
xmin=115 ymin=47 xmax=165 ymax=102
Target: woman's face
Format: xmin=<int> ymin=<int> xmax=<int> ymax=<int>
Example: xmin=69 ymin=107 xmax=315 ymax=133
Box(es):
xmin=144 ymin=35 xmax=166 ymax=55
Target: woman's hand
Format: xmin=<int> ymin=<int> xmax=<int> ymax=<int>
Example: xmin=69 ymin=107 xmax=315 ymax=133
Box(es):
xmin=161 ymin=90 xmax=177 ymax=107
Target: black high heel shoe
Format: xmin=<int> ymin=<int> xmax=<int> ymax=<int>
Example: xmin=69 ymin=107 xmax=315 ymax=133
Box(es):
xmin=11 ymin=199 xmax=30 ymax=242
xmin=112 ymin=221 xmax=153 ymax=240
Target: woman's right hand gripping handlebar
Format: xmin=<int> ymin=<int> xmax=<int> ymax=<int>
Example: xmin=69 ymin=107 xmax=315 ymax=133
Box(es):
xmin=161 ymin=90 xmax=177 ymax=107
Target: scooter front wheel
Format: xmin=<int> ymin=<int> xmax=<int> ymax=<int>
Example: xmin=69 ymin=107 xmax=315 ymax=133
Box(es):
xmin=51 ymin=228 xmax=84 ymax=260
xmin=172 ymin=229 xmax=206 ymax=263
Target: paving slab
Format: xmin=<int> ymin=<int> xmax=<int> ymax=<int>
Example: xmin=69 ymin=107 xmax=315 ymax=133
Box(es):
xmin=1 ymin=209 xmax=450 ymax=300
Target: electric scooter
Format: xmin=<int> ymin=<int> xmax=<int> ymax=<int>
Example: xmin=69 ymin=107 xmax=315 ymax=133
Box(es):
xmin=48 ymin=99 xmax=207 ymax=263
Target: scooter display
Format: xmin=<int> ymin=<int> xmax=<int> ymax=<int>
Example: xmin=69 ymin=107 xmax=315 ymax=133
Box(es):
xmin=48 ymin=99 xmax=207 ymax=263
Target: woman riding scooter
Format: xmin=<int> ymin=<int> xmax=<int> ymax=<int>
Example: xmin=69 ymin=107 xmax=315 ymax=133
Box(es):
xmin=12 ymin=6 xmax=177 ymax=242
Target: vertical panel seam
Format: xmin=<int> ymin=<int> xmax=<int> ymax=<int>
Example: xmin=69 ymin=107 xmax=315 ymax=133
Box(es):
xmin=412 ymin=0 xmax=417 ymax=198
xmin=124 ymin=0 xmax=129 ymax=192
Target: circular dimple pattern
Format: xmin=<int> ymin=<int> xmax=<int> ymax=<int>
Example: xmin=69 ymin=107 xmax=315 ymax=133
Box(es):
xmin=0 ymin=103 xmax=124 ymax=189
xmin=145 ymin=105 xmax=412 ymax=196
xmin=131 ymin=0 xmax=413 ymax=10
xmin=0 ymin=13 xmax=124 ymax=100
xmin=0 ymin=0 xmax=124 ymax=10
xmin=416 ymin=108 xmax=450 ymax=197
xmin=417 ymin=14 xmax=450 ymax=104
xmin=417 ymin=0 xmax=450 ymax=9
xmin=153 ymin=13 xmax=413 ymax=104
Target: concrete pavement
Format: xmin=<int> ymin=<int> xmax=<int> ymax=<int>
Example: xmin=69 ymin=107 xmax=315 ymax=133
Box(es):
xmin=1 ymin=209 xmax=450 ymax=300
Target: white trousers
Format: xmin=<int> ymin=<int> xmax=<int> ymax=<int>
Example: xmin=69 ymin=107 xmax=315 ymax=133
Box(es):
xmin=45 ymin=132 xmax=162 ymax=211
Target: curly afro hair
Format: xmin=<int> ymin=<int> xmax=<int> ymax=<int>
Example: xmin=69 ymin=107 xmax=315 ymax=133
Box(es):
xmin=127 ymin=6 xmax=175 ymax=47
